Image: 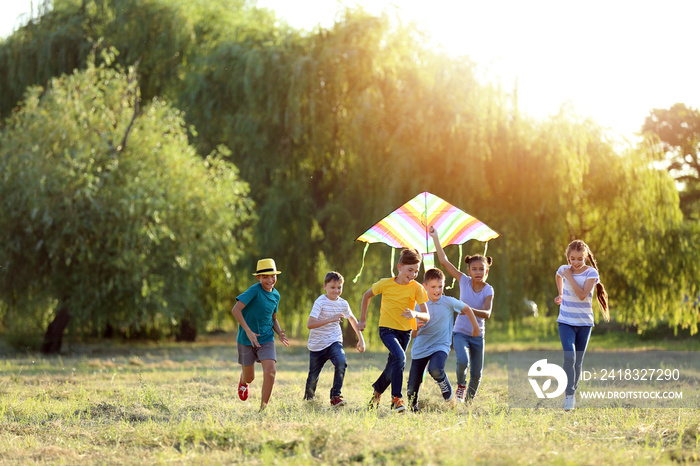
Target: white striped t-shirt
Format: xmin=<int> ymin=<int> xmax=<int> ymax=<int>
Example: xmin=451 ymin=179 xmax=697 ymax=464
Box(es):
xmin=556 ymin=265 xmax=599 ymax=327
xmin=307 ymin=295 xmax=354 ymax=351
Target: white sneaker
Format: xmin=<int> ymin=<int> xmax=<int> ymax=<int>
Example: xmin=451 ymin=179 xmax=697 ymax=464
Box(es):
xmin=563 ymin=394 xmax=576 ymax=411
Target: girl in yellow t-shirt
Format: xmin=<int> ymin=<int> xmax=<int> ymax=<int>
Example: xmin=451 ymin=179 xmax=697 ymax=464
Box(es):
xmin=358 ymin=248 xmax=429 ymax=413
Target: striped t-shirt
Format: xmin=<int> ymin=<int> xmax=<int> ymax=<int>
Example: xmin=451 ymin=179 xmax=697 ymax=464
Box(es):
xmin=307 ymin=295 xmax=354 ymax=351
xmin=556 ymin=265 xmax=600 ymax=327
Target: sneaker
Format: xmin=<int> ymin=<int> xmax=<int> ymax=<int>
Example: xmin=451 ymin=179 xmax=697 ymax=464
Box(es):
xmin=390 ymin=397 xmax=406 ymax=413
xmin=330 ymin=396 xmax=346 ymax=407
xmin=437 ymin=378 xmax=453 ymax=401
xmin=455 ymin=384 xmax=467 ymax=403
xmin=238 ymin=378 xmax=249 ymax=401
xmin=563 ymin=394 xmax=575 ymax=411
xmin=368 ymin=391 xmax=381 ymax=410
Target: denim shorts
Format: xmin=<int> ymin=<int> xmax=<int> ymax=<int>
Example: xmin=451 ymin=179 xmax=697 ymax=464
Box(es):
xmin=237 ymin=340 xmax=276 ymax=365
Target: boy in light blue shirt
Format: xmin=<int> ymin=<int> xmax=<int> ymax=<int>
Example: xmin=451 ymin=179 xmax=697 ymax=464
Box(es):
xmin=406 ymin=268 xmax=480 ymax=412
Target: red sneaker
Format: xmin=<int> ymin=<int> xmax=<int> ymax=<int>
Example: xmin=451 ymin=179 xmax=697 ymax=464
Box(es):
xmin=330 ymin=396 xmax=346 ymax=407
xmin=238 ymin=379 xmax=249 ymax=401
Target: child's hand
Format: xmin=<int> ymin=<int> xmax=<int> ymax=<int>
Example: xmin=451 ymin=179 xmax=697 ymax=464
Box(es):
xmin=554 ymin=295 xmax=562 ymax=305
xmin=357 ymin=340 xmax=366 ymax=353
xmin=278 ymin=329 xmax=290 ymax=347
xmin=429 ymin=226 xmax=439 ymax=239
xmin=401 ymin=308 xmax=416 ymax=320
xmin=416 ymin=319 xmax=426 ymax=330
xmin=357 ymin=320 xmax=367 ymax=331
xmin=245 ymin=329 xmax=261 ymax=347
xmin=472 ymin=327 xmax=481 ymax=337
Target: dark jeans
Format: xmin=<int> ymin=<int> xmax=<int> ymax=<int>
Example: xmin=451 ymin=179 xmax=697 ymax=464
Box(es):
xmin=453 ymin=332 xmax=484 ymax=400
xmin=304 ymin=341 xmax=347 ymax=399
xmin=406 ymin=350 xmax=451 ymax=409
xmin=558 ymin=323 xmax=592 ymax=396
xmin=373 ymin=327 xmax=411 ymax=398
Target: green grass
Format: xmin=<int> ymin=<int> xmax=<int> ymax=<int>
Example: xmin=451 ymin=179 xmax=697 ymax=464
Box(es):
xmin=0 ymin=328 xmax=698 ymax=464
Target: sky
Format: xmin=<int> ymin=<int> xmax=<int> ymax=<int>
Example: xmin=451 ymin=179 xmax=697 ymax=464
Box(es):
xmin=2 ymin=0 xmax=699 ymax=142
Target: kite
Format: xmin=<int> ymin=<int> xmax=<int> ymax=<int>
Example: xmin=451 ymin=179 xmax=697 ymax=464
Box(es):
xmin=353 ymin=191 xmax=499 ymax=283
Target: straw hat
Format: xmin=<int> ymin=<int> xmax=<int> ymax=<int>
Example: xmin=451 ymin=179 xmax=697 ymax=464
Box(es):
xmin=253 ymin=258 xmax=281 ymax=276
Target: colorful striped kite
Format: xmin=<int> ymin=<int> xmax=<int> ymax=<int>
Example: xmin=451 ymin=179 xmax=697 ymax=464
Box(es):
xmin=354 ymin=192 xmax=499 ymax=282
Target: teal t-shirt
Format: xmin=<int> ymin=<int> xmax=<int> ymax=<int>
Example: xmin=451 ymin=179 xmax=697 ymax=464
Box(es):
xmin=236 ymin=282 xmax=279 ymax=346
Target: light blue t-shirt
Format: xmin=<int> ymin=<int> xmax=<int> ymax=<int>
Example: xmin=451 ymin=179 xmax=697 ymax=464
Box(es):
xmin=236 ymin=282 xmax=280 ymax=346
xmin=412 ymin=295 xmax=464 ymax=359
xmin=453 ymin=275 xmax=493 ymax=337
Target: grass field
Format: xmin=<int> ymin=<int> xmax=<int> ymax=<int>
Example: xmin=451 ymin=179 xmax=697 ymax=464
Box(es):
xmin=1 ymin=324 xmax=698 ymax=465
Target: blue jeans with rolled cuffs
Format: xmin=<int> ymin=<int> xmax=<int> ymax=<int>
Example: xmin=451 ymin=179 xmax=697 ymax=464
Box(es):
xmin=453 ymin=332 xmax=484 ymax=400
xmin=373 ymin=327 xmax=412 ymax=399
xmin=558 ymin=323 xmax=592 ymax=396
xmin=304 ymin=341 xmax=347 ymax=400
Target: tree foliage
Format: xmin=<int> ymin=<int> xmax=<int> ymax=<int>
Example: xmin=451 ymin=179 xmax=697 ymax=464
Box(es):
xmin=0 ymin=51 xmax=255 ymax=347
xmin=642 ymin=103 xmax=700 ymax=218
xmin=1 ymin=0 xmax=697 ymax=341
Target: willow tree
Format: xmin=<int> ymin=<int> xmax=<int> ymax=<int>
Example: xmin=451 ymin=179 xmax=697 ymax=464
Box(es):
xmin=0 ymin=0 xmax=274 ymax=120
xmin=0 ymin=53 xmax=254 ymax=351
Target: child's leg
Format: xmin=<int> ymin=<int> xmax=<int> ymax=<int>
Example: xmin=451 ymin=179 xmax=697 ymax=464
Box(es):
xmin=241 ymin=364 xmax=256 ymax=385
xmin=571 ymin=326 xmax=592 ymax=393
xmin=466 ymin=336 xmax=484 ymax=400
xmin=453 ymin=332 xmax=470 ymax=386
xmin=558 ymin=323 xmax=577 ymax=396
xmin=260 ymin=359 xmax=277 ymax=409
xmin=376 ymin=328 xmax=411 ymax=399
xmin=426 ymin=351 xmax=452 ymax=401
xmin=371 ymin=328 xmax=397 ymax=395
xmin=407 ymin=356 xmax=430 ymax=410
xmin=304 ymin=349 xmax=328 ymax=400
xmin=327 ymin=342 xmax=347 ymax=399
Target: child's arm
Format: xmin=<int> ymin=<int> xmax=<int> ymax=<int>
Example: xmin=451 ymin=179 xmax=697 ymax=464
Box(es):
xmin=459 ymin=305 xmax=482 ymax=337
xmin=561 ymin=268 xmax=597 ymax=301
xmin=358 ymin=288 xmax=375 ymax=331
xmin=272 ymin=313 xmax=289 ymax=347
xmin=401 ymin=302 xmax=430 ymax=322
xmin=347 ymin=315 xmax=366 ymax=353
xmin=411 ymin=318 xmax=426 ymax=338
xmin=554 ymin=272 xmax=564 ymax=305
xmin=231 ymin=300 xmax=260 ymax=348
xmin=469 ymin=295 xmax=493 ymax=320
xmin=429 ymin=226 xmax=462 ymax=281
xmin=307 ymin=315 xmax=343 ymax=329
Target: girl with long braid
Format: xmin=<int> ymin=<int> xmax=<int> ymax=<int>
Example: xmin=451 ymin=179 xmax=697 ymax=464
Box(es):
xmin=554 ymin=240 xmax=609 ymax=411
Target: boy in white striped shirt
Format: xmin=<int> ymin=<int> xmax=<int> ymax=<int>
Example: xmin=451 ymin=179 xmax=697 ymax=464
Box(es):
xmin=304 ymin=272 xmax=366 ymax=407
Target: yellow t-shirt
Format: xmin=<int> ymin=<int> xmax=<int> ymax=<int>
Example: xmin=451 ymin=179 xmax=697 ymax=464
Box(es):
xmin=372 ymin=278 xmax=428 ymax=331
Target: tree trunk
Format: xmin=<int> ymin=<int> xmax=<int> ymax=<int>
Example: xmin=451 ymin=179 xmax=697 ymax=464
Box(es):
xmin=41 ymin=305 xmax=71 ymax=354
xmin=176 ymin=317 xmax=197 ymax=342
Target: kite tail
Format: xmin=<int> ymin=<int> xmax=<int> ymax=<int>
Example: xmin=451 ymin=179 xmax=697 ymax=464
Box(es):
xmin=422 ymin=253 xmax=435 ymax=271
xmin=353 ymin=243 xmax=370 ymax=283
xmin=447 ymin=244 xmax=463 ymax=290
xmin=390 ymin=248 xmax=396 ymax=277
xmin=484 ymin=241 xmax=489 ymax=256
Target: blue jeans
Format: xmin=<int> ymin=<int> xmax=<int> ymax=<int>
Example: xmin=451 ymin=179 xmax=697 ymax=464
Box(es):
xmin=373 ymin=327 xmax=411 ymax=398
xmin=558 ymin=323 xmax=592 ymax=396
xmin=406 ymin=351 xmax=451 ymax=409
xmin=304 ymin=341 xmax=347 ymax=399
xmin=453 ymin=332 xmax=484 ymax=400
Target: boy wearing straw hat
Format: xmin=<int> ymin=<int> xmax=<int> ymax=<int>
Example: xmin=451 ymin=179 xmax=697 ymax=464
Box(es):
xmin=231 ymin=258 xmax=289 ymax=411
